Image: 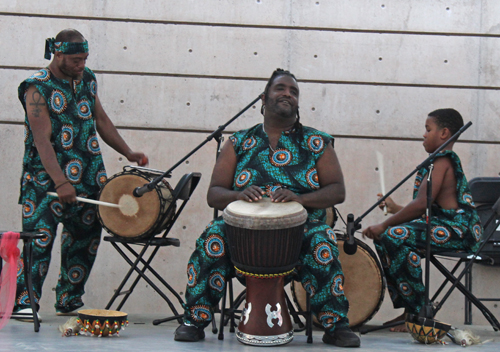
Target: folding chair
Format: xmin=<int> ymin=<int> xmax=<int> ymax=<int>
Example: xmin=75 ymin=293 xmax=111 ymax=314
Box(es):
xmin=1 ymin=231 xmax=46 ymax=332
xmin=103 ymin=172 xmax=201 ymax=324
xmin=428 ymin=178 xmax=500 ymax=331
xmin=463 ymin=177 xmax=500 ymax=324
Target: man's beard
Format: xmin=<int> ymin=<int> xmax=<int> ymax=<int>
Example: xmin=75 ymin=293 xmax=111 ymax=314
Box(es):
xmin=266 ymin=97 xmax=297 ymax=119
xmin=60 ymin=59 xmax=83 ymax=79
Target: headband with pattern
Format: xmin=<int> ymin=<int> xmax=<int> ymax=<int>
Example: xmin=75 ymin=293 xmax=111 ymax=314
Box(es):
xmin=44 ymin=38 xmax=89 ymax=60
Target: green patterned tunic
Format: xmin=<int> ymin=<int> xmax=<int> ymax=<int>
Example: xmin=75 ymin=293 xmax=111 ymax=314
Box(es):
xmin=15 ymin=67 xmax=106 ymax=313
xmin=183 ymin=124 xmax=350 ymax=333
xmin=374 ymin=150 xmax=482 ymax=314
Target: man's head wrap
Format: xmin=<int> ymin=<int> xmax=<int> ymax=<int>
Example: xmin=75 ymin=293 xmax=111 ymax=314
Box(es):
xmin=44 ymin=38 xmax=89 ymax=60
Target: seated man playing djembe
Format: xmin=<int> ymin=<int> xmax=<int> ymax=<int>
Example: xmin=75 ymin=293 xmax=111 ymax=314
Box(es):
xmin=174 ymin=69 xmax=360 ymax=347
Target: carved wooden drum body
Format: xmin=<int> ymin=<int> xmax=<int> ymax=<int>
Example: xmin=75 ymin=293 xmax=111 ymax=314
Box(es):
xmin=223 ymin=198 xmax=307 ymax=346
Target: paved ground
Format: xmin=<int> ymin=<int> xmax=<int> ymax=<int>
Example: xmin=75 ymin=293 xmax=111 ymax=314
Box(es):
xmin=0 ymin=313 xmax=499 ymax=352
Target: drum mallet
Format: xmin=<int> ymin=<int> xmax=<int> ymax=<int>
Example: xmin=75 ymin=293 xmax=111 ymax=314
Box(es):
xmin=47 ymin=192 xmax=120 ymax=208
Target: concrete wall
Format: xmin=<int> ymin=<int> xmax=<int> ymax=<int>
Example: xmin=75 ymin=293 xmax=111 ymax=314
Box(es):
xmin=1 ymin=0 xmax=499 ymax=327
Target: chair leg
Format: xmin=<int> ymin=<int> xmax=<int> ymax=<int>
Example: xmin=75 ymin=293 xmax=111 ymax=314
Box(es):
xmin=218 ymin=282 xmax=228 ymax=340
xmin=465 ymin=265 xmax=473 ymax=325
xmin=23 ymin=238 xmax=40 ymax=332
xmin=306 ymin=292 xmax=312 ymax=344
xmin=431 ymin=256 xmax=500 ymax=331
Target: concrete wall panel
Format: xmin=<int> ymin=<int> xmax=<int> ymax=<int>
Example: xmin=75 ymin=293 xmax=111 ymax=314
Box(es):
xmin=0 ymin=16 xmax=494 ymax=87
xmin=2 ymin=69 xmax=497 ymax=143
xmin=2 ymin=1 xmax=500 ymax=34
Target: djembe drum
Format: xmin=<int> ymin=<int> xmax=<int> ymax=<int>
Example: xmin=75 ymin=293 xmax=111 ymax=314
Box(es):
xmin=223 ymin=198 xmax=307 ymax=346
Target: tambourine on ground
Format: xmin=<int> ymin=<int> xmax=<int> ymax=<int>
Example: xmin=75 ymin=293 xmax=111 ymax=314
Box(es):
xmin=76 ymin=309 xmax=129 ymax=337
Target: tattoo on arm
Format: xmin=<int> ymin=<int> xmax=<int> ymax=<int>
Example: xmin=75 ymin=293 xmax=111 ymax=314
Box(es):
xmin=29 ymin=90 xmax=45 ymax=118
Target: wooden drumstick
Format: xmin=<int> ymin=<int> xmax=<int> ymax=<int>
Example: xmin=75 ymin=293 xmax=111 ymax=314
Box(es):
xmin=375 ymin=151 xmax=388 ymax=215
xmin=47 ymin=192 xmax=120 ymax=208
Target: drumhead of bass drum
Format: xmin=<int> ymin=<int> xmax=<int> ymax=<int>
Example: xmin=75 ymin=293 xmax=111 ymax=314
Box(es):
xmin=292 ymin=237 xmax=385 ymax=328
xmin=98 ymin=173 xmax=167 ymax=239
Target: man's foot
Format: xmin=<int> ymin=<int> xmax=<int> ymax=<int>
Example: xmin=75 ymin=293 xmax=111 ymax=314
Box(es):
xmin=323 ymin=327 xmax=360 ymax=347
xmin=383 ymin=312 xmax=408 ymax=332
xmin=11 ymin=308 xmax=42 ymax=322
xmin=174 ymin=323 xmax=205 ymax=342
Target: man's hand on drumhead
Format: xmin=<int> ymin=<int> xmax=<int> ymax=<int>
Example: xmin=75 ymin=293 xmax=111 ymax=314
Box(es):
xmin=238 ymin=186 xmax=265 ymax=202
xmin=271 ymin=188 xmax=300 ymax=203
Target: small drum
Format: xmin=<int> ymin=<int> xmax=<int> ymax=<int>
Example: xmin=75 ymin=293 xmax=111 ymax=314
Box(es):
xmin=292 ymin=235 xmax=385 ymax=328
xmin=98 ymin=166 xmax=175 ymax=240
xmin=77 ymin=309 xmax=128 ymax=337
xmin=406 ymin=314 xmax=451 ymax=344
xmin=223 ymin=198 xmax=307 ymax=346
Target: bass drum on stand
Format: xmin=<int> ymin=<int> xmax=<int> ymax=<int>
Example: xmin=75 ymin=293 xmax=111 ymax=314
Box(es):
xmin=292 ymin=235 xmax=386 ymax=328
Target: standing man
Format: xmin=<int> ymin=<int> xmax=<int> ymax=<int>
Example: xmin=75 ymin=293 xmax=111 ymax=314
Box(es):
xmin=13 ymin=29 xmax=148 ymax=319
xmin=174 ymin=69 xmax=360 ymax=347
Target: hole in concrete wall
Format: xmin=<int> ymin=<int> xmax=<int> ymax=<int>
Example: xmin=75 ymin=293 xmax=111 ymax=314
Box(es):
xmin=185 ymin=160 xmax=190 ymax=164
xmin=186 ymin=102 xmax=191 ymax=106
xmin=120 ymin=100 xmax=124 ymax=103
xmin=444 ymin=60 xmax=448 ymax=63
xmin=123 ymin=46 xmax=127 ymax=50
xmin=183 ymin=226 xmax=186 ymax=230
xmin=254 ymin=52 xmax=258 ymax=55
xmin=314 ymin=54 xmax=318 ymax=58
xmin=446 ymin=7 xmax=450 ymax=11
xmin=381 ymin=4 xmax=385 ymax=8
xmin=311 ymin=107 xmax=316 ymax=111
xmin=316 ymin=2 xmax=319 ymax=5
xmin=375 ymin=167 xmax=379 ymax=171
xmin=376 ymin=110 xmax=380 ymax=114
xmin=252 ymin=105 xmax=256 ymax=109
xmin=379 ymin=57 xmax=383 ymax=61
xmin=189 ymin=49 xmax=192 ymax=53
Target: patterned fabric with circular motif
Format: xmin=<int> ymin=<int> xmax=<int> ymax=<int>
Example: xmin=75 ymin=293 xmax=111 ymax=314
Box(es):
xmin=307 ymin=135 xmax=325 ymax=154
xmin=68 ymin=265 xmax=86 ymax=285
xmin=318 ymin=312 xmax=340 ymax=329
xmin=204 ymin=234 xmax=225 ymax=258
xmin=31 ymin=68 xmax=51 ymax=82
xmin=407 ymin=251 xmax=421 ymax=268
xmin=209 ymin=272 xmax=225 ymax=293
xmin=388 ymin=226 xmax=410 ymax=240
xmin=61 ymin=124 xmax=74 ymax=150
xmin=399 ymin=282 xmax=413 ymax=296
xmin=235 ymin=169 xmax=252 ymax=188
xmin=187 ymin=264 xmax=197 ymax=287
xmin=313 ymin=242 xmax=334 ymax=266
xmin=65 ymin=159 xmax=84 ymax=184
xmin=191 ymin=305 xmax=212 ymax=323
xmin=77 ymin=99 xmax=92 ymax=120
xmin=50 ymin=89 xmax=68 ymax=114
xmin=431 ymin=226 xmax=451 ymax=244
xmin=306 ymin=168 xmax=320 ymax=189
xmin=242 ymin=136 xmax=257 ymax=150
xmin=269 ymin=148 xmax=293 ymax=167
xmin=331 ymin=274 xmax=345 ymax=297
